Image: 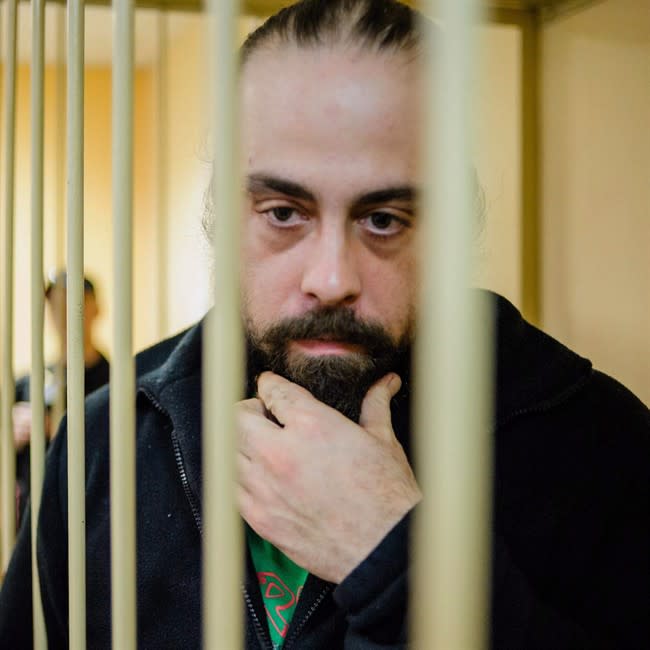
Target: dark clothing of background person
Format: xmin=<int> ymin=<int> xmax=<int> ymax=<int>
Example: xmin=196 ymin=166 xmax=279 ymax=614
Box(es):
xmin=13 ymin=354 xmax=110 ymax=526
xmin=0 ymin=293 xmax=647 ymax=649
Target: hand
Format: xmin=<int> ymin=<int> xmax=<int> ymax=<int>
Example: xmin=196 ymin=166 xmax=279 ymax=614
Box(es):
xmin=12 ymin=402 xmax=33 ymax=452
xmin=237 ymin=371 xmax=421 ymax=584
xmin=12 ymin=402 xmax=52 ymax=451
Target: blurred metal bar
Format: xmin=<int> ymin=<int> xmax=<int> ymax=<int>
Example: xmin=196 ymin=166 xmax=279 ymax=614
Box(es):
xmin=30 ymin=0 xmax=48 ymax=643
xmin=110 ymin=0 xmax=136 ymax=647
xmin=520 ymin=11 xmax=540 ymax=325
xmin=203 ymin=1 xmax=244 ymax=648
xmin=55 ymin=4 xmax=67 ymax=271
xmin=51 ymin=4 xmax=67 ymax=434
xmin=155 ymin=11 xmax=169 ymax=339
xmin=66 ymin=0 xmax=86 ymax=646
xmin=413 ymin=1 xmax=493 ymax=649
xmin=0 ymin=0 xmax=18 ymax=575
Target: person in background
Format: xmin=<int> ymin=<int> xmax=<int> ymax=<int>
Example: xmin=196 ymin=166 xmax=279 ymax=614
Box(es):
xmin=12 ymin=270 xmax=109 ymax=527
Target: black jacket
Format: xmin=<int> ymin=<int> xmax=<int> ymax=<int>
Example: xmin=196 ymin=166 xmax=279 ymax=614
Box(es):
xmin=1 ymin=293 xmax=648 ymax=649
xmin=13 ymin=354 xmax=110 ymax=527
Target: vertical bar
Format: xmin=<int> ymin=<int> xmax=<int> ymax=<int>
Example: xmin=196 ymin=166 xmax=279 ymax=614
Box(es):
xmin=520 ymin=12 xmax=540 ymax=325
xmin=30 ymin=0 xmax=48 ymax=643
xmin=155 ymin=11 xmax=169 ymax=340
xmin=203 ymin=1 xmax=243 ymax=649
xmin=111 ymin=0 xmax=136 ymax=647
xmin=66 ymin=0 xmax=86 ymax=646
xmin=0 ymin=0 xmax=18 ymax=574
xmin=55 ymin=4 xmax=67 ymax=271
xmin=413 ymin=2 xmax=492 ymax=649
xmin=51 ymin=5 xmax=67 ymax=434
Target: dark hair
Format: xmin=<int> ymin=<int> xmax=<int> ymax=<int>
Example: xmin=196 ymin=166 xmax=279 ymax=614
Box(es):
xmin=240 ymin=0 xmax=424 ymax=64
xmin=44 ymin=270 xmax=96 ymax=299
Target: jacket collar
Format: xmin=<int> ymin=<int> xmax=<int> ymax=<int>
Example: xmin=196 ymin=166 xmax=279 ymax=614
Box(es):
xmin=137 ymin=322 xmax=204 ymax=509
xmin=491 ymin=293 xmax=592 ymax=426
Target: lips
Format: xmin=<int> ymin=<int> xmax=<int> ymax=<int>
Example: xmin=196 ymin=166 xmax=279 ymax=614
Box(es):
xmin=291 ymin=339 xmax=366 ymax=355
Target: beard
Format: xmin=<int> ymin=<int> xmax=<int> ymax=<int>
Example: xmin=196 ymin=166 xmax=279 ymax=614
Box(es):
xmin=245 ymin=307 xmax=412 ymax=423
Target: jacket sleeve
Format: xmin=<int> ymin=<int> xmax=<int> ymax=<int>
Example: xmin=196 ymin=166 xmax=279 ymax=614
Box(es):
xmin=334 ymin=512 xmax=410 ymax=649
xmin=490 ymin=536 xmax=609 ymax=649
xmin=330 ymin=509 xmax=601 ymax=650
xmin=491 ymin=373 xmax=649 ymax=649
xmin=0 ymin=420 xmax=69 ymax=650
xmin=332 ymin=483 xmax=648 ymax=650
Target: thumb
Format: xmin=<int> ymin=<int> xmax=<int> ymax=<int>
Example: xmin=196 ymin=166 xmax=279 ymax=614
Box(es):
xmin=359 ymin=373 xmax=401 ymax=440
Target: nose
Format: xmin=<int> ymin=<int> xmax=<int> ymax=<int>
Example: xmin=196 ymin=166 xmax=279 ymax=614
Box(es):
xmin=300 ymin=226 xmax=361 ymax=308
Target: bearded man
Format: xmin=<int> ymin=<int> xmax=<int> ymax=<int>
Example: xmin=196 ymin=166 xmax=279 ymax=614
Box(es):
xmin=0 ymin=1 xmax=647 ymax=648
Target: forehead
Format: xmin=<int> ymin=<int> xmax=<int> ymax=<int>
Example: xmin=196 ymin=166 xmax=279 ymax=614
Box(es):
xmin=241 ymin=46 xmax=423 ymax=193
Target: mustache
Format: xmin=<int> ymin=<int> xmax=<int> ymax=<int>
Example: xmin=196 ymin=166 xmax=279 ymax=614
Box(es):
xmin=249 ymin=307 xmax=397 ymax=355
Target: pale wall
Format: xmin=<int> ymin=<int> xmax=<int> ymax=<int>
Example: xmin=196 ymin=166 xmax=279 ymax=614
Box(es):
xmin=541 ymin=0 xmax=650 ymax=402
xmin=473 ymin=24 xmax=522 ymax=307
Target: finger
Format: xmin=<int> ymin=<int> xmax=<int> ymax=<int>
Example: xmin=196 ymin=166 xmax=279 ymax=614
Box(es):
xmin=236 ymin=451 xmax=253 ymax=486
xmin=359 ymin=373 xmax=401 ymax=441
xmin=256 ymin=371 xmax=315 ymax=426
xmin=237 ymin=397 xmax=266 ymax=416
xmin=240 ymin=396 xmax=281 ymax=427
xmin=236 ymin=401 xmax=279 ymax=460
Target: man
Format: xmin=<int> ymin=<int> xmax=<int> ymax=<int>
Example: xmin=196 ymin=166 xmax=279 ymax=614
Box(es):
xmin=13 ymin=271 xmax=109 ymax=526
xmin=0 ymin=1 xmax=647 ymax=648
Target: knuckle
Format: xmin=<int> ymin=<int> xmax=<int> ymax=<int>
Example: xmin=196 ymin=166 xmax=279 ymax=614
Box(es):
xmin=268 ymin=384 xmax=291 ymax=405
xmin=293 ymin=409 xmax=315 ymax=432
xmin=265 ymin=446 xmax=296 ymax=478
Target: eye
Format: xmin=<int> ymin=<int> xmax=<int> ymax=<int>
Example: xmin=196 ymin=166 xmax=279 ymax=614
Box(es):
xmin=270 ymin=207 xmax=296 ymax=222
xmin=260 ymin=205 xmax=307 ymax=227
xmin=360 ymin=211 xmax=409 ymax=237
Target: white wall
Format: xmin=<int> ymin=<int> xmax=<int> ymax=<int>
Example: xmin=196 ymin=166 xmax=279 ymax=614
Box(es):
xmin=473 ymin=24 xmax=522 ymax=308
xmin=541 ymin=0 xmax=650 ymax=402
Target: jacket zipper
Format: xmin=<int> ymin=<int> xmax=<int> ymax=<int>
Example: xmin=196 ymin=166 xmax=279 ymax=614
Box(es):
xmin=283 ymin=584 xmax=333 ymax=650
xmin=140 ymin=388 xmax=204 ymax=532
xmin=243 ymin=586 xmax=273 ymax=650
xmin=139 ymin=388 xmax=273 ymax=650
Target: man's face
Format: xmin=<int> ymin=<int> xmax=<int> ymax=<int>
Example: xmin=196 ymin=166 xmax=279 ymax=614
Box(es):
xmin=47 ymin=286 xmax=99 ymax=351
xmin=240 ymin=45 xmax=422 ymax=418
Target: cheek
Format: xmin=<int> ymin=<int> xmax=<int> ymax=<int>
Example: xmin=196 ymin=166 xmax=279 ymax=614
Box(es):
xmin=361 ymin=253 xmax=417 ymax=338
xmin=239 ymin=244 xmax=300 ymax=326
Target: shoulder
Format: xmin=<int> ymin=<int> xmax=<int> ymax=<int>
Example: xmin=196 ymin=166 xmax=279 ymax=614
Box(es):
xmin=135 ymin=327 xmax=192 ymax=377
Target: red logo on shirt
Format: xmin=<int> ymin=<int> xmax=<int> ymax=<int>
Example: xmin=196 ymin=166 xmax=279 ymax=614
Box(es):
xmin=258 ymin=572 xmax=298 ymax=639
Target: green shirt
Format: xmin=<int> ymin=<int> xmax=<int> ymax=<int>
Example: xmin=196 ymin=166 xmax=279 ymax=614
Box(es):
xmin=247 ymin=526 xmax=309 ymax=649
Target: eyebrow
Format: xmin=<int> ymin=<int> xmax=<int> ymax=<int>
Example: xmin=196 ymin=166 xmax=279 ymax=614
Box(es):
xmin=246 ymin=173 xmax=418 ymax=209
xmin=246 ymin=174 xmax=315 ymax=202
xmin=354 ymin=187 xmax=417 ymax=208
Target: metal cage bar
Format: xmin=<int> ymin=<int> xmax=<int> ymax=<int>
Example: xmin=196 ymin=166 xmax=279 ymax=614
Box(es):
xmin=66 ymin=0 xmax=87 ymax=646
xmin=29 ymin=0 xmax=48 ymax=644
xmin=413 ymin=1 xmax=493 ymax=648
xmin=110 ymin=0 xmax=137 ymax=647
xmin=203 ymin=1 xmax=244 ymax=648
xmin=0 ymin=0 xmax=18 ymax=576
xmin=51 ymin=5 xmax=68 ymax=435
xmin=154 ymin=11 xmax=169 ymax=340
